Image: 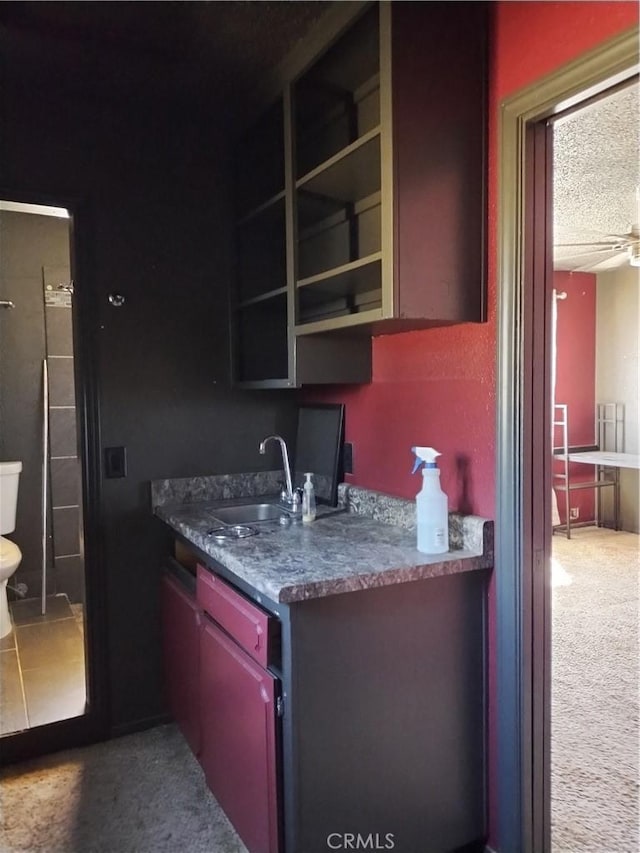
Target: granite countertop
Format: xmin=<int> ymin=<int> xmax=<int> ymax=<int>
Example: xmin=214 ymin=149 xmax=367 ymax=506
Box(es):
xmin=152 ymin=474 xmax=493 ymax=605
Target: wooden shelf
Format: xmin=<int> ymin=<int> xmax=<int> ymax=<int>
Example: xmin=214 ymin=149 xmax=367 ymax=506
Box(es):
xmin=297 ymin=254 xmax=382 ymax=329
xmin=296 ymin=127 xmax=381 ymax=203
xmin=297 ymin=191 xmax=346 ymax=233
xmin=295 ymin=307 xmax=383 ymax=336
xmin=298 ymin=190 xmax=380 ymax=239
xmin=234 ymin=378 xmax=295 ymax=390
xmin=297 ymin=252 xmax=381 ymax=294
xmin=295 ymin=69 xmax=380 ymax=178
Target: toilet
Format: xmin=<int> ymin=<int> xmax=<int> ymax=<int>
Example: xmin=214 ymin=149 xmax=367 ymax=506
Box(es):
xmin=0 ymin=461 xmax=22 ymax=639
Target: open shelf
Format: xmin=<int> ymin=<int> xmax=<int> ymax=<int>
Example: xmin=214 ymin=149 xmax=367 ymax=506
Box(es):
xmin=297 ymin=254 xmax=382 ymax=327
xmin=236 ymin=98 xmax=285 ymax=217
xmin=297 ymin=190 xmax=380 ymax=280
xmin=234 ymin=294 xmax=289 ymax=383
xmin=295 ymin=306 xmax=383 ymax=336
xmin=236 ymin=195 xmax=286 ymax=303
xmin=296 ymin=127 xmax=381 ymax=203
xmin=297 ymin=252 xmax=382 ymax=292
xmin=295 ymin=5 xmax=380 ymax=177
xmin=295 ymin=128 xmax=381 ymax=284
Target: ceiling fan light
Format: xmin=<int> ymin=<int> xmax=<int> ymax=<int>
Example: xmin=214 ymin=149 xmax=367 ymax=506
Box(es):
xmin=629 ymin=244 xmax=640 ymax=268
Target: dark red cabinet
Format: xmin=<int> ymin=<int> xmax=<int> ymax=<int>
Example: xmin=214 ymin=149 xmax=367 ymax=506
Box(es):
xmin=163 ymin=548 xmax=487 ymax=853
xmin=197 ymin=565 xmax=273 ymax=668
xmin=163 ymin=564 xmax=281 ymax=853
xmin=160 ymin=572 xmax=201 ymax=756
xmin=199 ymin=616 xmax=280 ymax=853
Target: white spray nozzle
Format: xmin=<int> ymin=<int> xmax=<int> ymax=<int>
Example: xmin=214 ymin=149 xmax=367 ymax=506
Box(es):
xmin=411 ymin=447 xmax=441 ymax=474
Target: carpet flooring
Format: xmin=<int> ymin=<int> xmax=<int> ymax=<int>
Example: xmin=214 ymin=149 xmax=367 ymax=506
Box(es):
xmin=551 ymin=528 xmax=639 ymax=853
xmin=0 ymin=724 xmax=248 ymax=853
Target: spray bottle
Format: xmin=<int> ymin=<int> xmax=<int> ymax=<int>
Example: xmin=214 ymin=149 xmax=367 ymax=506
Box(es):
xmin=412 ymin=447 xmax=449 ymax=555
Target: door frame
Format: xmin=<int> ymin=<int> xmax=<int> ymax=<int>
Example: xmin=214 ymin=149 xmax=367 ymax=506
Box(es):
xmin=495 ymin=28 xmax=639 ymax=853
xmin=0 ymin=188 xmax=109 ymax=763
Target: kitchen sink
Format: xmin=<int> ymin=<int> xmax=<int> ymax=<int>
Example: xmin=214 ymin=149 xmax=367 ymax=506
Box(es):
xmin=210 ymin=503 xmax=292 ymax=526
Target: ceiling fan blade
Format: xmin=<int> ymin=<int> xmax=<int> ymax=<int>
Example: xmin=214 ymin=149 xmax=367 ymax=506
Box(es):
xmin=574 ymin=255 xmax=629 ymax=273
xmin=555 ymin=241 xmax=630 ymax=248
xmin=554 ymin=247 xmax=628 ymax=259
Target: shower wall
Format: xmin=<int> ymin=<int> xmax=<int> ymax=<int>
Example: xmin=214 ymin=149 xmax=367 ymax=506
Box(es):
xmin=44 ymin=266 xmax=84 ymax=602
xmin=0 ymin=210 xmax=83 ymax=602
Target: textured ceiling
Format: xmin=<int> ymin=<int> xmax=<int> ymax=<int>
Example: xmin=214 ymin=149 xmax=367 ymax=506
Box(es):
xmin=553 ymin=81 xmax=640 ymax=272
xmin=0 ymin=1 xmax=331 ymax=107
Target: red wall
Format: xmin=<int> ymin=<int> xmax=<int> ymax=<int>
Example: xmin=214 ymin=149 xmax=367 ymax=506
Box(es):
xmin=554 ymin=271 xmax=597 ymax=447
xmin=305 ymin=1 xmax=637 ymax=518
xmin=553 ymin=270 xmax=598 ymax=522
xmin=303 ymin=2 xmax=638 ymax=847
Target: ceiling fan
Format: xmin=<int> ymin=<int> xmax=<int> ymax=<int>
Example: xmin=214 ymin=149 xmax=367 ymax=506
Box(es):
xmin=554 ymin=223 xmax=640 ymax=272
xmin=554 ymin=186 xmax=640 ymax=272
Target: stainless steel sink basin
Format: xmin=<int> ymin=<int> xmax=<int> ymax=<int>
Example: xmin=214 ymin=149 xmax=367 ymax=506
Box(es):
xmin=210 ymin=503 xmax=291 ymax=525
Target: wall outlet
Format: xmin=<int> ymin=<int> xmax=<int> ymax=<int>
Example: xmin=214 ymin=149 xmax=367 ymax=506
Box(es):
xmin=569 ymin=507 xmax=580 ymax=520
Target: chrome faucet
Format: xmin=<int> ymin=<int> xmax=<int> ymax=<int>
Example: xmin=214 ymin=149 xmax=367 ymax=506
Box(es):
xmin=259 ymin=434 xmax=300 ymax=511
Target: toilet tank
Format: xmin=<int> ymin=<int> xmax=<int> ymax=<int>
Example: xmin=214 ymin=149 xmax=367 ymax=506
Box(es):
xmin=0 ymin=461 xmax=22 ymax=535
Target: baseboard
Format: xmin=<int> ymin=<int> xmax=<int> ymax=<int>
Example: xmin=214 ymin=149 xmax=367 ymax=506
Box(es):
xmin=110 ymin=712 xmax=171 ymax=738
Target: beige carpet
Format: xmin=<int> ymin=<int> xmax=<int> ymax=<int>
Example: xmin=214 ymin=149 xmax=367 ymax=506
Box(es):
xmin=0 ymin=724 xmax=248 ymax=853
xmin=551 ymin=528 xmax=640 ymax=853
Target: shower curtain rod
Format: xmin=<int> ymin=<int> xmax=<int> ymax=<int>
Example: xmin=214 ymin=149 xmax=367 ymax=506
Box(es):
xmin=42 ymin=358 xmax=49 ymax=616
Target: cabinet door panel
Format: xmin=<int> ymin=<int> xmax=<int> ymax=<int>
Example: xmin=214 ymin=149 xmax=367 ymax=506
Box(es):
xmin=200 ymin=618 xmax=279 ymax=853
xmin=161 ymin=573 xmax=201 ymax=756
xmin=197 ymin=565 xmax=274 ymax=668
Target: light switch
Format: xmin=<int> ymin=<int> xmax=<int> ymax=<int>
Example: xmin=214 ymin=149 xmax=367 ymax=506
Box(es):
xmin=104 ymin=446 xmax=127 ymax=478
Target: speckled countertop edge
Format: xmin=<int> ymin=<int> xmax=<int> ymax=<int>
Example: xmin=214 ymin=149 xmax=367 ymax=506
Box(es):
xmin=152 ymin=474 xmax=493 ymax=604
xmin=338 ymin=483 xmax=493 ymax=560
xmin=151 ymin=471 xmax=283 ymax=507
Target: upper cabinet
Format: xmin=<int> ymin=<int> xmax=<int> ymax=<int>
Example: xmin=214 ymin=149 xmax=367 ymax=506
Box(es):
xmin=231 ymin=1 xmax=487 ymax=388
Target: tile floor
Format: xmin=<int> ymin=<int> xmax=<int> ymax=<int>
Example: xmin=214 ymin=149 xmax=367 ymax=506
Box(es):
xmin=0 ymin=594 xmax=86 ymax=735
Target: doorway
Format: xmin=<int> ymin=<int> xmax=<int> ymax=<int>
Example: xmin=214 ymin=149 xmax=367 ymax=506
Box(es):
xmin=495 ymin=29 xmax=638 ymax=853
xmin=0 ymin=201 xmax=87 ymax=737
xmin=549 ymin=82 xmax=639 ymax=851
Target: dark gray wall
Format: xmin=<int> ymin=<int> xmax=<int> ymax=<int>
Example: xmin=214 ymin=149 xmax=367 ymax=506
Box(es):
xmin=44 ymin=264 xmax=84 ymax=605
xmin=0 ymin=31 xmax=298 ymax=730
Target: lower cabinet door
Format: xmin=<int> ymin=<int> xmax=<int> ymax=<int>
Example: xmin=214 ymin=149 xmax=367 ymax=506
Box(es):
xmin=161 ymin=573 xmax=201 ymax=756
xmin=200 ymin=617 xmax=280 ymax=853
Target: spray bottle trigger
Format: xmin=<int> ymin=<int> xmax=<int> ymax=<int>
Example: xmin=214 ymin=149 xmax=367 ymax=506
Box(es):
xmin=411 ymin=457 xmax=422 ymax=475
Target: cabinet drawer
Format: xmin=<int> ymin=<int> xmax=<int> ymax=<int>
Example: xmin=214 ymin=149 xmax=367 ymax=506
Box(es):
xmin=196 ymin=565 xmax=274 ymax=668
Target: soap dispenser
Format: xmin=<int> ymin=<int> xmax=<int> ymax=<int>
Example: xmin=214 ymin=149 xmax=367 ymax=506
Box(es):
xmin=302 ymin=472 xmax=317 ymax=523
